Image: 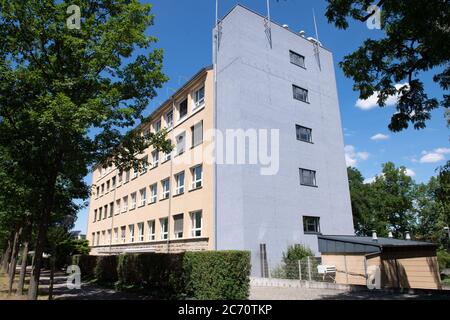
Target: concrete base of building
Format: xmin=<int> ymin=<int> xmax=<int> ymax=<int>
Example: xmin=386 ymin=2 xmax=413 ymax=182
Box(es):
xmin=90 ymin=237 xmax=209 ymax=255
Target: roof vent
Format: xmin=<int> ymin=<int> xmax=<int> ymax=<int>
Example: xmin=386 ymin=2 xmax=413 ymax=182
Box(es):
xmin=405 ymin=231 xmax=411 ymax=240
xmin=299 ymin=30 xmax=306 ymax=37
xmin=388 ymin=231 xmax=393 ymax=238
xmin=282 ymin=24 xmax=289 ymax=29
xmin=372 ymin=230 xmax=378 ymax=241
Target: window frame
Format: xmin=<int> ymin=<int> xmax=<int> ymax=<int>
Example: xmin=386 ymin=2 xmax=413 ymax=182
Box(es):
xmin=148 ymin=220 xmax=156 ymax=241
xmin=299 ymin=168 xmax=317 ymax=187
xmin=191 ymin=165 xmax=203 ymax=190
xmin=161 ymin=178 xmax=170 ymax=200
xmin=296 ymin=124 xmax=313 ymax=143
xmin=130 ymin=192 xmax=137 ymax=210
xmin=289 ymin=50 xmax=306 ymax=68
xmin=139 ymin=188 xmax=147 ymax=207
xmin=175 ymin=171 xmax=185 ymax=195
xmin=293 ymin=85 xmax=309 ymax=103
xmin=160 ymin=218 xmax=168 ymax=240
xmin=190 ymin=211 xmax=202 ymax=238
xmin=303 ymin=216 xmax=321 ymax=234
xmin=193 ymin=86 xmax=205 ymax=109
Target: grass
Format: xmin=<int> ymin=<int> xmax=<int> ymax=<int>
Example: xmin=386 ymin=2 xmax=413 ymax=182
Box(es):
xmin=0 ymin=271 xmax=27 ymax=300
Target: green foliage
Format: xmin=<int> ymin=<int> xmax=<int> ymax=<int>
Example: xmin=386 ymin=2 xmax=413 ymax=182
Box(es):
xmin=280 ymin=244 xmax=314 ymax=279
xmin=325 ymin=0 xmax=450 ymax=131
xmin=95 ymin=255 xmax=118 ymax=284
xmin=437 ymin=249 xmax=450 ymax=271
xmin=116 ymin=253 xmax=185 ymax=297
xmin=72 ymin=254 xmax=97 ymax=279
xmin=183 ymin=251 xmax=251 ymax=300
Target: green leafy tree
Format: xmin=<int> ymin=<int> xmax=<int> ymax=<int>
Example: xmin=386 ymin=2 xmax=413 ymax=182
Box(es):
xmin=0 ymin=0 xmax=170 ymax=299
xmin=325 ymin=0 xmax=450 ymax=131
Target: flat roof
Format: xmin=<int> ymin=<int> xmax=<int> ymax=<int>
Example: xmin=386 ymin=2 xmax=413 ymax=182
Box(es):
xmin=318 ymin=235 xmax=437 ymax=254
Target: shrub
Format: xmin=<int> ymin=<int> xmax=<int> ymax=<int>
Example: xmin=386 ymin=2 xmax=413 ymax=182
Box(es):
xmin=116 ymin=253 xmax=185 ymax=297
xmin=437 ymin=249 xmax=450 ymax=271
xmin=95 ymin=255 xmax=118 ymax=284
xmin=281 ymin=244 xmax=315 ymax=279
xmin=72 ymin=254 xmax=98 ymax=279
xmin=183 ymin=251 xmax=251 ymax=300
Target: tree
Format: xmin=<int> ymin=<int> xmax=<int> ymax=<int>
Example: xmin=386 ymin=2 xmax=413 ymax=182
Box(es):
xmin=325 ymin=0 xmax=450 ymax=131
xmin=348 ymin=162 xmax=416 ymax=237
xmin=0 ymin=0 xmax=171 ymax=299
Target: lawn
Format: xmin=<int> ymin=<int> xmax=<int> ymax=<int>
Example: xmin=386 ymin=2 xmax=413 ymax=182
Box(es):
xmin=0 ymin=271 xmax=28 ymax=300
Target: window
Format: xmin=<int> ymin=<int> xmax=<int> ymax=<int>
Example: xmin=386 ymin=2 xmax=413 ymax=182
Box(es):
xmin=173 ymin=214 xmax=184 ymax=239
xmin=296 ymin=125 xmax=312 ymax=143
xmin=166 ymin=110 xmax=173 ymax=129
xmin=92 ymin=233 xmax=95 ymax=246
xmin=122 ymin=196 xmax=128 ymax=212
xmin=101 ymin=184 xmax=104 ymax=195
xmin=150 ymin=183 xmax=157 ymax=203
xmin=179 ymin=99 xmax=188 ymax=119
xmin=129 ymin=224 xmax=135 ymax=243
xmin=106 ymin=180 xmax=110 ymax=193
xmin=160 ymin=218 xmax=168 ymax=240
xmin=93 ymin=209 xmax=97 ymax=222
xmin=152 ymin=150 xmax=159 ymax=168
xmin=109 ymin=202 xmax=114 ymax=217
xmin=139 ymin=188 xmax=147 ymax=206
xmin=176 ymin=132 xmax=186 ymax=155
xmin=96 ymin=232 xmax=100 ymax=246
xmin=193 ymin=86 xmax=205 ymax=109
xmin=118 ymin=170 xmax=123 ymax=184
xmin=293 ymin=85 xmax=308 ymax=103
xmin=132 ymin=164 xmax=138 ymax=179
xmin=303 ymin=216 xmax=320 ymax=234
xmin=154 ymin=119 xmax=161 ymax=133
xmin=103 ymin=205 xmax=108 ymax=219
xmin=300 ymin=168 xmax=317 ymax=187
xmin=101 ymin=231 xmax=106 ymax=245
xmin=191 ymin=211 xmax=202 ymax=237
xmin=114 ymin=228 xmax=118 ymax=243
xmin=120 ymin=226 xmax=126 ymax=243
xmin=96 ymin=186 xmax=100 ymax=198
xmin=175 ymin=171 xmax=185 ymax=195
xmin=142 ymin=156 xmax=148 ymax=173
xmin=98 ymin=207 xmax=103 ymax=220
xmin=191 ymin=165 xmax=203 ymax=189
xmin=148 ymin=220 xmax=156 ymax=241
xmin=162 ymin=178 xmax=170 ymax=200
xmin=107 ymin=229 xmax=111 ymax=244
xmin=130 ymin=192 xmax=137 ymax=210
xmin=125 ymin=170 xmax=130 ymax=183
xmin=115 ymin=199 xmax=121 ymax=215
xmin=111 ymin=176 xmax=116 ymax=189
xmin=137 ymin=222 xmax=144 ymax=242
xmin=290 ymin=50 xmax=305 ymax=68
xmin=191 ymin=121 xmax=203 ymax=148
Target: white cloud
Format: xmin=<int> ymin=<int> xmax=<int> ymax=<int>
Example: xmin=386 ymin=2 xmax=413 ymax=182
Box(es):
xmin=419 ymin=147 xmax=449 ymax=164
xmin=345 ymin=145 xmax=370 ymax=167
xmin=355 ymin=83 xmax=408 ymax=110
xmin=371 ymin=133 xmax=389 ymax=141
xmin=363 ymin=177 xmax=376 ymax=184
xmin=405 ymin=168 xmax=416 ymax=177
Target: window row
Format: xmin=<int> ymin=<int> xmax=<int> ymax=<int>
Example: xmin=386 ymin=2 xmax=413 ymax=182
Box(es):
xmin=95 ymin=120 xmax=203 ymax=194
xmin=93 ymin=165 xmax=203 ymax=222
xmin=91 ymin=211 xmax=203 ymax=246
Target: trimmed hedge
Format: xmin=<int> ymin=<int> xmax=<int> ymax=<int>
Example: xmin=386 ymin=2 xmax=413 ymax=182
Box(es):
xmin=95 ymin=255 xmax=118 ymax=284
xmin=71 ymin=250 xmax=251 ymax=299
xmin=183 ymin=251 xmax=251 ymax=300
xmin=72 ymin=254 xmax=98 ymax=279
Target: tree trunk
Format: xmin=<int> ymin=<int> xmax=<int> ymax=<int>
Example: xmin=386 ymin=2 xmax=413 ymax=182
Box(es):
xmin=1 ymin=233 xmax=13 ymax=273
xmin=17 ymin=241 xmax=29 ymax=296
xmin=27 ymin=218 xmax=48 ymax=300
xmin=8 ymin=228 xmax=23 ymax=294
xmin=48 ymin=257 xmax=55 ymax=300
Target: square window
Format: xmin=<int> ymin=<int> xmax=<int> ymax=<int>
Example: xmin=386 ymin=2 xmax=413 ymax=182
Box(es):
xmin=290 ymin=50 xmax=305 ymax=68
xmin=303 ymin=216 xmax=320 ymax=234
xmin=300 ymin=168 xmax=317 ymax=187
xmin=296 ymin=125 xmax=312 ymax=143
xmin=293 ymin=85 xmax=308 ymax=103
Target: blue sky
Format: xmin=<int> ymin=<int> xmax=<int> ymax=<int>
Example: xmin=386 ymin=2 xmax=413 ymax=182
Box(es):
xmin=73 ymin=0 xmax=449 ymax=233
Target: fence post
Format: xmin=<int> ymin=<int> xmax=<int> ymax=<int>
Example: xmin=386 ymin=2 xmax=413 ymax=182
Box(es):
xmin=298 ymin=260 xmax=302 ymax=281
xmin=307 ymin=256 xmax=312 ymax=281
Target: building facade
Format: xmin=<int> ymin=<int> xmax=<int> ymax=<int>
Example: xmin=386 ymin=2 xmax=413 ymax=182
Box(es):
xmin=86 ymin=5 xmax=354 ymax=275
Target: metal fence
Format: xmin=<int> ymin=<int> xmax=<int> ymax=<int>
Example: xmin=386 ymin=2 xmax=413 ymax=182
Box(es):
xmin=269 ymin=257 xmax=335 ymax=282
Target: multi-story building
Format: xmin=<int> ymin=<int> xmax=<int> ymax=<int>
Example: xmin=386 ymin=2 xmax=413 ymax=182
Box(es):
xmin=86 ymin=5 xmax=354 ymax=275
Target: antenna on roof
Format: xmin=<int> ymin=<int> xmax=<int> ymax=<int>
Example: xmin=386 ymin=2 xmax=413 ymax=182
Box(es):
xmin=312 ymin=8 xmax=322 ymax=71
xmin=264 ymin=0 xmax=273 ymax=49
